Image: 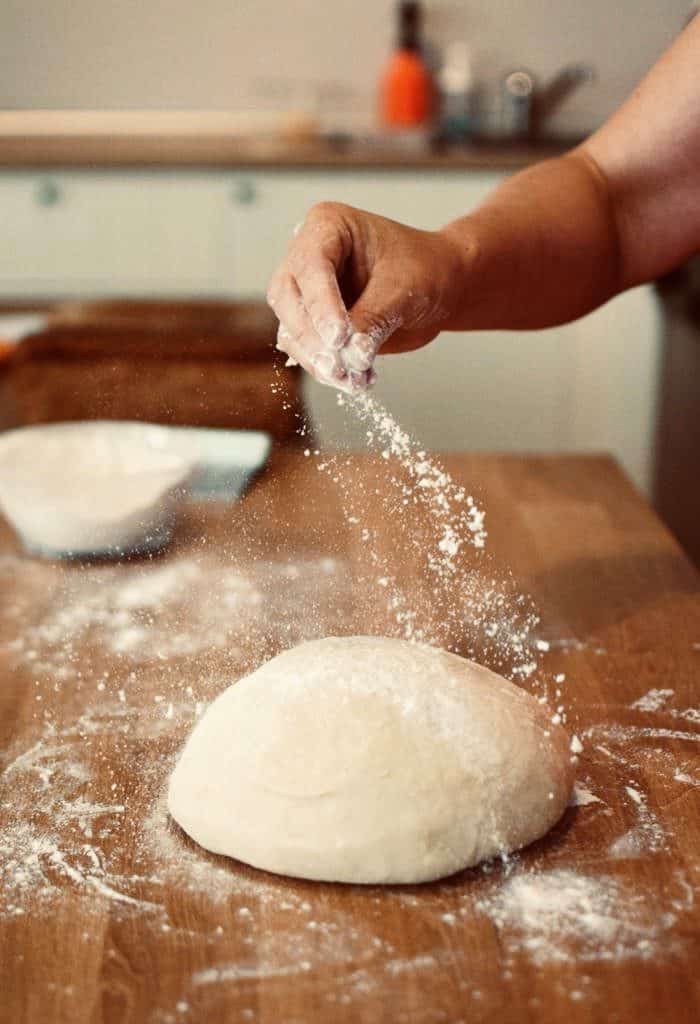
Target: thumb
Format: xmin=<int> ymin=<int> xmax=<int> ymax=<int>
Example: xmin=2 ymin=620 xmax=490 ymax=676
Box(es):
xmin=343 ymin=285 xmax=404 ymax=372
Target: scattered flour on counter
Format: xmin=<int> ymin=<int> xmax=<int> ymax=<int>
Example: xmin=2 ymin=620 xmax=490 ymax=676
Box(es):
xmin=5 ymin=555 xmax=348 ymax=680
xmin=570 ymin=783 xmax=603 ymax=807
xmin=569 ymin=734 xmax=583 ymax=755
xmin=630 ymin=689 xmax=675 ymax=712
xmin=193 ymin=963 xmax=312 ymax=985
xmin=609 ymin=787 xmax=667 ymax=860
xmin=628 ymin=690 xmax=700 ymax=726
xmin=672 ymin=707 xmax=700 ymax=725
xmin=577 ymin=714 xmax=700 ymax=860
xmin=586 ymin=723 xmax=700 ymax=748
xmin=477 ymin=869 xmax=678 ymax=965
xmin=384 ymin=953 xmax=438 ymax=976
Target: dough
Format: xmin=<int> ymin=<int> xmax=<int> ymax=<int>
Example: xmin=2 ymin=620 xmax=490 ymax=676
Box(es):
xmin=168 ymin=636 xmax=574 ymax=884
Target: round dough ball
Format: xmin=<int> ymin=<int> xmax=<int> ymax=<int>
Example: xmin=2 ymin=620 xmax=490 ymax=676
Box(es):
xmin=168 ymin=636 xmax=574 ymax=884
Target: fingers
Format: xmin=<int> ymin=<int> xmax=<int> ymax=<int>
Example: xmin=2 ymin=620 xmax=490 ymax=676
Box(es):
xmin=289 ymin=211 xmax=352 ymax=348
xmin=344 ymin=280 xmax=405 ymax=369
xmin=294 ymin=257 xmax=350 ymax=350
xmin=272 ymin=276 xmax=348 ymax=388
xmin=268 ymin=203 xmax=351 ymax=344
xmin=269 ymin=204 xmax=374 ymax=391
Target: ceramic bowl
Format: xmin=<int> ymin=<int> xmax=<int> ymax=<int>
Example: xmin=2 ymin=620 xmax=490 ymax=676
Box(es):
xmin=0 ymin=421 xmax=192 ymax=558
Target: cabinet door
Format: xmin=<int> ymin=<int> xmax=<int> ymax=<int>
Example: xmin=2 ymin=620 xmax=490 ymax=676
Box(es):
xmin=0 ymin=171 xmax=230 ymax=297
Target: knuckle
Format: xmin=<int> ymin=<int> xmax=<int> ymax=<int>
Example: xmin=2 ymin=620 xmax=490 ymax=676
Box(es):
xmin=306 ymin=200 xmax=342 ymax=221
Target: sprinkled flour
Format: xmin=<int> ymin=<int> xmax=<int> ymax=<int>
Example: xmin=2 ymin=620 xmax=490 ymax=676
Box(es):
xmin=4 ymin=554 xmax=346 ymax=680
xmin=477 ymin=869 xmax=679 ymax=965
xmin=631 ymin=688 xmax=675 ymax=712
xmin=305 ymin=392 xmax=542 ymax=681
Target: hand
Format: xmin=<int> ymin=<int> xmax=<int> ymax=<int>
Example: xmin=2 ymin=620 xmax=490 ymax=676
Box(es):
xmin=266 ymin=202 xmax=467 ymax=391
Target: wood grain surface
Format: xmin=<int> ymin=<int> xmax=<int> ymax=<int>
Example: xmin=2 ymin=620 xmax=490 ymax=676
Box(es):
xmin=0 ymin=450 xmax=699 ymax=1024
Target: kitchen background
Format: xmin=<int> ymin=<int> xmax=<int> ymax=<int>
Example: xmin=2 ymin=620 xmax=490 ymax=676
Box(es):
xmin=0 ymin=1 xmax=697 ymax=561
xmin=0 ymin=1 xmax=690 ymax=135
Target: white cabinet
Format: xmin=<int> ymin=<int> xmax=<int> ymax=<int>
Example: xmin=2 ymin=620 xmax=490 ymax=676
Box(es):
xmin=0 ymin=166 xmax=661 ymax=493
xmin=0 ymin=170 xmax=232 ymax=296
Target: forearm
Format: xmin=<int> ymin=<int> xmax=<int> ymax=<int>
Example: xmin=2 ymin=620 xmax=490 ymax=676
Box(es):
xmin=440 ymin=151 xmax=623 ymax=331
xmin=443 ymin=15 xmax=700 ymax=335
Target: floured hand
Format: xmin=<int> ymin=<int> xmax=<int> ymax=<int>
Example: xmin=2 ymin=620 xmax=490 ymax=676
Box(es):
xmin=266 ymin=202 xmax=468 ymax=391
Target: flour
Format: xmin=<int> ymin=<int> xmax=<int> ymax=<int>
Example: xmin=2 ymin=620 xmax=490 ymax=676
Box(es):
xmin=673 ymin=707 xmax=700 ymax=724
xmin=305 ymin=392 xmax=543 ymax=682
xmin=5 ymin=554 xmax=346 ymax=680
xmin=586 ymin=723 xmax=700 ymax=747
xmin=630 ymin=688 xmax=675 ymax=712
xmin=609 ymin=787 xmax=667 ymax=859
xmin=477 ymin=869 xmax=678 ymax=965
xmin=570 ymin=783 xmax=603 ymax=807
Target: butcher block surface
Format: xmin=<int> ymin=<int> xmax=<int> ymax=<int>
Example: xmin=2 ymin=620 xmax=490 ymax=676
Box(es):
xmin=0 ymin=450 xmax=699 ymax=1023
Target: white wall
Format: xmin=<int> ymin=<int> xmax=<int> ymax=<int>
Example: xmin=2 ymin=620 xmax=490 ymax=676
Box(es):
xmin=0 ymin=1 xmax=691 ymax=135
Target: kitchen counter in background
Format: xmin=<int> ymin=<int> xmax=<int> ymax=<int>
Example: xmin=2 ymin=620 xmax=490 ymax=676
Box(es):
xmin=0 ymin=110 xmax=571 ymax=169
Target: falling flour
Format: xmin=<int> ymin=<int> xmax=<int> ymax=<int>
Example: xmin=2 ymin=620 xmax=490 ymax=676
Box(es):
xmin=306 ymin=392 xmax=543 ymax=681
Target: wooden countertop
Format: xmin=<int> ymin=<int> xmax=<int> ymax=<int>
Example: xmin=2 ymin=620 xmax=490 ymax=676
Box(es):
xmin=1 ymin=451 xmax=699 ymax=1022
xmin=0 ymin=110 xmax=570 ymax=170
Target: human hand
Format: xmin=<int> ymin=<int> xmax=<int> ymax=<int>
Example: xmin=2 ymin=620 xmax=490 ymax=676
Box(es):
xmin=266 ymin=202 xmax=467 ymax=391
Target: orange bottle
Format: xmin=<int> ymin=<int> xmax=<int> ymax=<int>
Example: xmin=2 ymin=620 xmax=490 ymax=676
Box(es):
xmin=380 ymin=1 xmax=433 ymax=130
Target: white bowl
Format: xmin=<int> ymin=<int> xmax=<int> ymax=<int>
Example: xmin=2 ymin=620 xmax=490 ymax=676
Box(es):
xmin=0 ymin=421 xmax=192 ymax=558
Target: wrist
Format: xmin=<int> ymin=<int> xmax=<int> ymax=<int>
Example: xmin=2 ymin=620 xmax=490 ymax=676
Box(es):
xmin=436 ymin=219 xmax=482 ymax=329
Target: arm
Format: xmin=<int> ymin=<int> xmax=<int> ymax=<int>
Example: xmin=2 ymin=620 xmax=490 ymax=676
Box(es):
xmin=268 ymin=17 xmax=700 ymax=386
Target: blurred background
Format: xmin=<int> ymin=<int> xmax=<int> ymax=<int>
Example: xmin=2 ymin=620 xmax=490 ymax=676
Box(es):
xmin=0 ymin=1 xmax=697 ymax=562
